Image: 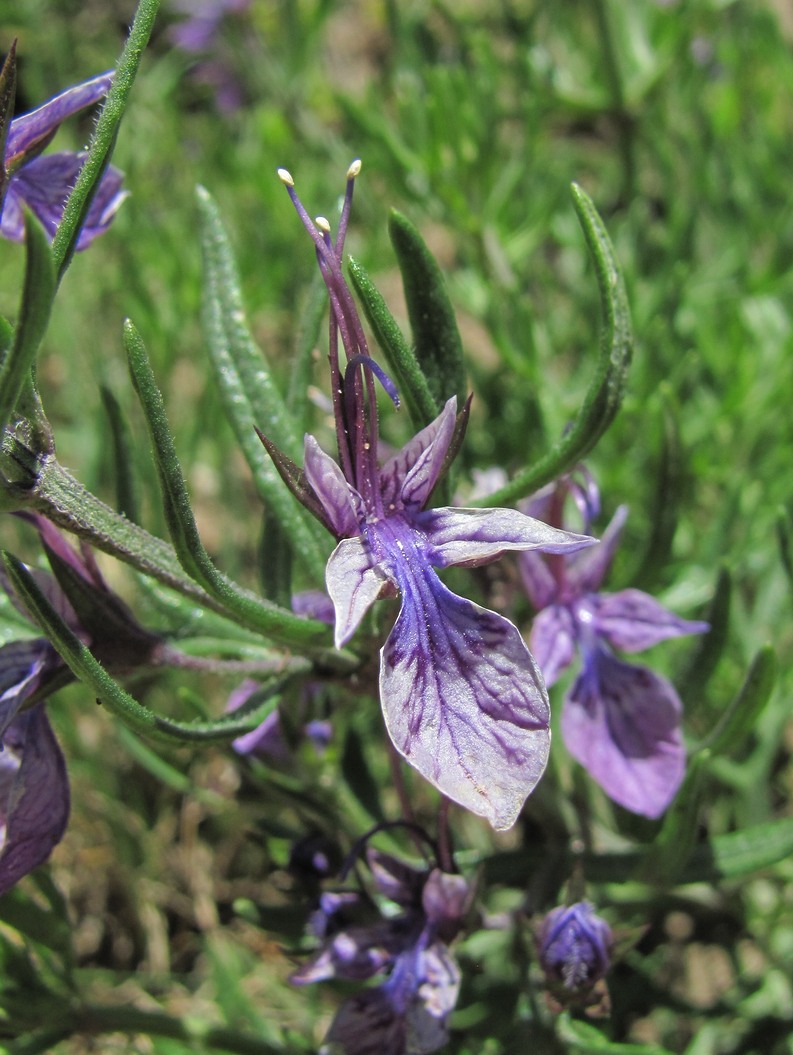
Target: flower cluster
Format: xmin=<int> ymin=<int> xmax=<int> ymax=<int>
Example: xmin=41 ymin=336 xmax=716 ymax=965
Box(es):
xmin=519 ymin=470 xmax=708 ymax=817
xmin=0 ymin=53 xmax=126 ymax=248
xmin=263 ymin=163 xmax=595 ymax=830
xmin=292 ymin=844 xmax=470 ymax=1054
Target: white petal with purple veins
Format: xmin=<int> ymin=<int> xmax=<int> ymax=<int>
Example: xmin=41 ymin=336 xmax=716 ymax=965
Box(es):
xmin=420 ymin=507 xmax=595 ymax=569
xmin=302 ymin=435 xmax=362 ymax=538
xmin=326 ymin=538 xmax=390 ymax=648
xmin=387 ymin=397 xmax=457 ymax=512
xmin=380 ymin=561 xmax=550 ymax=831
xmin=561 ymin=648 xmax=685 ymax=818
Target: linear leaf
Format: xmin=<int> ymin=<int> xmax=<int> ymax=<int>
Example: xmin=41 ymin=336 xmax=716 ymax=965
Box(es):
xmin=476 ymin=183 xmax=633 ymax=507
xmin=196 ymin=185 xmax=328 ymax=582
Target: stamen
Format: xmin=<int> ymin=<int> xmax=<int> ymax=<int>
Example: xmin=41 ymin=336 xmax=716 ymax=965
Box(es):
xmin=315 ymin=216 xmax=331 ymax=233
xmin=276 ymin=167 xmax=294 ymax=186
xmin=345 ymin=355 xmax=401 ymax=409
xmin=347 ymin=158 xmax=362 ymax=180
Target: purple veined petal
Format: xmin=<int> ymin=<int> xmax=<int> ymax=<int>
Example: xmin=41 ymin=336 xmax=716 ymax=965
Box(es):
xmin=518 ymin=550 xmax=558 ymax=611
xmin=420 ymin=506 xmax=595 ymax=570
xmin=561 ymin=648 xmax=686 ymax=818
xmin=380 ymin=556 xmax=551 ymax=831
xmin=591 ymin=589 xmax=709 ymax=654
xmin=529 ymin=605 xmax=577 ymax=687
xmin=386 ymin=397 xmax=457 ymax=512
xmin=1 ymin=154 xmax=127 ymax=248
xmin=302 ymin=434 xmax=362 ymax=538
xmin=5 ymin=71 xmax=114 ymax=166
xmin=412 ymin=941 xmax=461 ymax=1043
xmin=0 ymin=706 xmax=70 ymax=897
xmin=568 ymin=505 xmax=629 ymax=595
xmin=0 ymin=640 xmax=51 ymax=742
xmin=326 ymin=537 xmax=391 ymax=648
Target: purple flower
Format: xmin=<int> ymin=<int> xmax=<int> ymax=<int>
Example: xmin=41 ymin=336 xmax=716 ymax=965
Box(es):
xmin=265 ymin=163 xmax=595 ymax=830
xmin=226 ymin=677 xmax=332 ymax=762
xmin=0 ymin=62 xmax=127 ymax=248
xmin=292 ymin=847 xmax=469 ymax=1054
xmin=0 ymin=703 xmax=70 ymax=898
xmin=520 ymin=471 xmax=709 ymax=818
xmin=168 ymin=0 xmax=253 ymax=112
xmin=537 ymin=901 xmax=613 ymax=1014
xmin=0 ymin=513 xmax=163 ymax=893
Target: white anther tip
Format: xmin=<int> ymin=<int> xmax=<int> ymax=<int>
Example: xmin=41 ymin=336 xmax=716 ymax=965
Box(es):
xmin=347 ymin=159 xmax=362 ymax=179
xmin=315 ymin=216 xmax=331 ymax=233
xmin=277 ymin=167 xmax=294 ymax=187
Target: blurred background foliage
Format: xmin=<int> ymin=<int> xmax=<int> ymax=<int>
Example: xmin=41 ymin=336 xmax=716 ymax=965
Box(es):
xmin=0 ymin=1 xmax=792 ymax=1052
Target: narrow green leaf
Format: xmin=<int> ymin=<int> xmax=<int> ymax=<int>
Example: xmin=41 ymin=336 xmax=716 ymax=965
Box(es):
xmin=630 ymin=388 xmax=680 ymax=590
xmin=476 ymin=183 xmax=632 ymax=508
xmin=694 ymin=645 xmax=776 ymax=759
xmin=258 ymin=511 xmax=292 ymax=609
xmin=348 ymin=255 xmax=439 ymax=430
xmin=677 ymin=566 xmax=731 ymax=707
xmin=388 ymin=209 xmax=466 ymax=408
xmin=0 ymin=213 xmax=56 ymax=437
xmin=100 ymin=386 xmax=139 ymax=522
xmin=51 ymin=0 xmax=161 ymax=280
xmin=3 ymin=551 xmax=299 ymax=743
xmin=0 ymin=40 xmax=17 ymax=207
xmin=196 ymin=185 xmax=328 ymax=582
xmin=286 ymin=270 xmax=327 ymax=428
xmin=634 ymin=753 xmax=709 ymax=886
xmin=123 ymin=318 xmax=337 ymax=652
xmin=341 ymin=728 xmax=385 ymax=822
xmin=558 ymin=1015 xmax=675 ymax=1055
xmin=776 ymin=505 xmax=793 ymax=589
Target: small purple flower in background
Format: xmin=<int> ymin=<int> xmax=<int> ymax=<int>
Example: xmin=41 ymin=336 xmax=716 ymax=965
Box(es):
xmin=263 ymin=163 xmax=595 ymax=830
xmin=519 ymin=470 xmax=709 ymax=818
xmin=0 ymin=51 xmax=127 ymax=248
xmin=537 ymin=900 xmax=613 ymax=1016
xmin=226 ymin=677 xmax=332 ymax=763
xmin=168 ymin=0 xmax=253 ymax=113
xmin=292 ymin=844 xmax=470 ymax=1054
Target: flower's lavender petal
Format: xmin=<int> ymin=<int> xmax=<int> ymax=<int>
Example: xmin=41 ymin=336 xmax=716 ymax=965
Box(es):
xmin=326 ymin=537 xmax=390 ymax=648
xmin=5 ymin=71 xmax=113 ymax=165
xmin=290 ymin=589 xmax=335 ymax=625
xmin=518 ymin=550 xmax=558 ymax=611
xmin=0 ymin=640 xmax=51 ymax=742
xmin=537 ymin=901 xmax=612 ymax=991
xmin=562 ymin=648 xmax=686 ymax=818
xmin=412 ymin=941 xmax=461 ymax=1049
xmin=291 ymin=919 xmax=408 ymax=984
xmin=568 ymin=505 xmax=629 ymax=594
xmin=231 ymin=709 xmax=291 ymax=762
xmin=380 ymin=554 xmax=550 ymax=830
xmin=521 ymin=482 xmax=555 ymax=523
xmin=529 ymin=605 xmax=577 ymax=687
xmin=420 ymin=506 xmax=595 ymax=570
xmin=302 ymin=434 xmax=362 ymax=538
xmin=0 ymin=707 xmax=70 ymax=897
xmin=422 ymin=870 xmax=469 ymax=941
xmin=367 ymin=847 xmax=424 ymax=907
xmin=591 ymin=589 xmax=709 ymax=653
xmin=383 ymin=397 xmax=457 ymax=512
xmin=2 ymin=154 xmax=127 ymax=247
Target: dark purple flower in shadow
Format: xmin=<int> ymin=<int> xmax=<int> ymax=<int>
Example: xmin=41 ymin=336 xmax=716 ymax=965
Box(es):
xmin=0 ymin=513 xmax=163 ymax=892
xmin=264 ymin=163 xmax=595 ymax=830
xmin=537 ymin=901 xmax=612 ymax=1016
xmin=0 ymin=63 xmax=127 ymax=248
xmin=293 ymin=847 xmax=469 ymax=1054
xmin=168 ymin=0 xmax=253 ymax=112
xmin=0 ymin=704 xmax=69 ymax=897
xmin=520 ymin=470 xmax=708 ymax=817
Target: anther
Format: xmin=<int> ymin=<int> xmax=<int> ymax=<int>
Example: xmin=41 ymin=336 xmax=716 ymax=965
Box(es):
xmin=315 ymin=216 xmax=331 ymax=233
xmin=347 ymin=159 xmax=362 ymax=180
xmin=277 ymin=168 xmax=295 ymax=186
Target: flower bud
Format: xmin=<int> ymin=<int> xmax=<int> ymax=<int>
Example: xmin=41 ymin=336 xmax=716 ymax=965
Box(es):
xmin=537 ymin=901 xmax=612 ymax=1014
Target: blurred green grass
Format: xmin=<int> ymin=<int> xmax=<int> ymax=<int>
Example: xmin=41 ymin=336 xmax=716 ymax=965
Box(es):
xmin=1 ymin=1 xmax=792 ymax=1052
